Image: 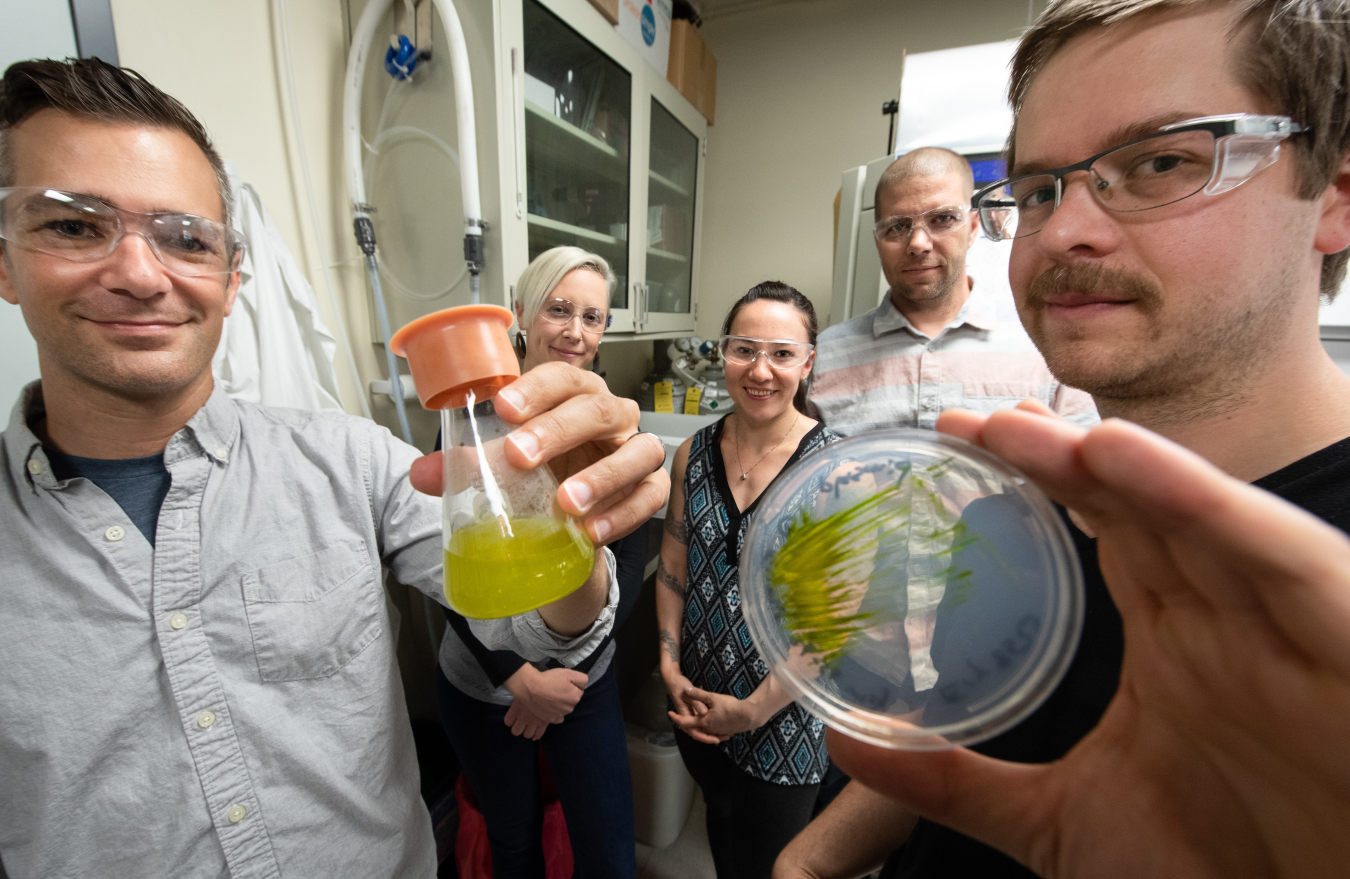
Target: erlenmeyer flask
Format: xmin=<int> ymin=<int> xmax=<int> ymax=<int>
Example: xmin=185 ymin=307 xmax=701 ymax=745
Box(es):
xmin=391 ymin=305 xmax=595 ymax=618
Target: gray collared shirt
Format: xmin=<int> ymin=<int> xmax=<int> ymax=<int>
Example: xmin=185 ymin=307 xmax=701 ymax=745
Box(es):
xmin=0 ymin=383 xmax=617 ymax=879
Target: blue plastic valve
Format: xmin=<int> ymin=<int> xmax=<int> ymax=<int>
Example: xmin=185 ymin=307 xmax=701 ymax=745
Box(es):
xmin=384 ymin=35 xmax=419 ymax=81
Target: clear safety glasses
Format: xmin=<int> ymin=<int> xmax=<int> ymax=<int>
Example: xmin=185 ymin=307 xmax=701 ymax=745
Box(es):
xmin=0 ymin=187 xmax=244 ymax=277
xmin=972 ymin=114 xmax=1307 ymax=241
xmin=718 ymin=335 xmax=814 ymax=369
xmin=538 ymin=297 xmax=611 ymax=335
xmin=874 ymin=204 xmax=970 ymax=244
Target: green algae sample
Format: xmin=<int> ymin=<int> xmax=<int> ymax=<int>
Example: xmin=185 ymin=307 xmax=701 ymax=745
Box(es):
xmin=769 ymin=459 xmax=979 ymax=669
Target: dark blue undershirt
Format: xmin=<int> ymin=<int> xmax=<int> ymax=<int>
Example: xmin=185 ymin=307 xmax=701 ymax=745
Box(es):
xmin=46 ymin=448 xmax=171 ymax=546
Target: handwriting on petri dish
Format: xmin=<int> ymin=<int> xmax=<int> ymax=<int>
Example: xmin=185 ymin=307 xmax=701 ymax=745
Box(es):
xmin=936 ymin=613 xmax=1042 ymax=704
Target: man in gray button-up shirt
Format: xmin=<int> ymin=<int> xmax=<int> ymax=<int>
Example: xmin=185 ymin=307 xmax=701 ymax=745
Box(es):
xmin=0 ymin=59 xmax=667 ymax=879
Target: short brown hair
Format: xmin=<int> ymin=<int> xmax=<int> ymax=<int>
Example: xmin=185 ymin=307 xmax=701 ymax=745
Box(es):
xmin=0 ymin=57 xmax=232 ymax=227
xmin=1009 ymin=0 xmax=1350 ymax=299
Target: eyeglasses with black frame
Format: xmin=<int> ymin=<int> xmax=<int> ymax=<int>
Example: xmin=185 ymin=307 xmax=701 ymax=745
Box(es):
xmin=718 ymin=335 xmax=814 ymax=369
xmin=971 ymin=114 xmax=1307 ymax=241
xmin=538 ymin=297 xmax=611 ymax=334
xmin=0 ymin=187 xmax=245 ymax=277
xmin=874 ymin=204 xmax=970 ymax=244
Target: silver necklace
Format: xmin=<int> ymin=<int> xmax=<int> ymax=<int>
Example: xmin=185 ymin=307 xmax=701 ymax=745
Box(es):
xmin=734 ymin=412 xmax=798 ymax=481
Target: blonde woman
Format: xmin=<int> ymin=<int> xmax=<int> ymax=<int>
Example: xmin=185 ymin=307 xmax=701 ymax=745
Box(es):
xmin=436 ymin=247 xmax=643 ymax=879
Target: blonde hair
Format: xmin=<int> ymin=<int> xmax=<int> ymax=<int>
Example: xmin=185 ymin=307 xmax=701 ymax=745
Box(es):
xmin=514 ymin=246 xmax=616 ymax=330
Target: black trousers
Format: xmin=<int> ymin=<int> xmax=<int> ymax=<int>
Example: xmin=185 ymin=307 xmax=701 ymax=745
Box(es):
xmin=675 ymin=731 xmax=820 ymax=879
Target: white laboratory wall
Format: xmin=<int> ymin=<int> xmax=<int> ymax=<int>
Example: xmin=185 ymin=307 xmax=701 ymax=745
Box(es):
xmin=694 ymin=0 xmax=1046 ymax=340
xmin=0 ymin=0 xmax=78 ymax=414
xmin=1322 ymin=276 xmax=1350 ymax=375
xmin=109 ymin=0 xmax=377 ymax=415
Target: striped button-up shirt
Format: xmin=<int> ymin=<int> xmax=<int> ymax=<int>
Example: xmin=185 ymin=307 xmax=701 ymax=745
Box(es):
xmin=0 ymin=383 xmax=617 ymax=879
xmin=807 ymin=283 xmax=1098 ymax=435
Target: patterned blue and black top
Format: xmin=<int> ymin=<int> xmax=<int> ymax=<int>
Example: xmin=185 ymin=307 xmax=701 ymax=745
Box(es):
xmin=680 ymin=415 xmax=842 ymax=785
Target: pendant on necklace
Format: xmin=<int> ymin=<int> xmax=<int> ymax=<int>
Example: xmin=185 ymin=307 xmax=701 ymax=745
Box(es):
xmin=740 ymin=473 xmax=748 ymax=481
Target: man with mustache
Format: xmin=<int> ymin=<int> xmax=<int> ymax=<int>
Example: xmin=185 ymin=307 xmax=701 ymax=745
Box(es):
xmin=807 ymin=147 xmax=1096 ymax=435
xmin=0 ymin=58 xmax=667 ymax=878
xmin=775 ymin=1 xmax=1350 ymax=877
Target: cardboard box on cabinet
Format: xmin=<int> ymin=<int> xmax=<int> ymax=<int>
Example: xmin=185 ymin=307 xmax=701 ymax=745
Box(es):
xmin=667 ymin=18 xmax=716 ymax=124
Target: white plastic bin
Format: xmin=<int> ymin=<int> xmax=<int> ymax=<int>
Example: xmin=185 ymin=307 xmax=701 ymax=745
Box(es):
xmin=626 ymin=724 xmax=695 ymax=848
xmin=625 ymin=670 xmax=696 ymax=848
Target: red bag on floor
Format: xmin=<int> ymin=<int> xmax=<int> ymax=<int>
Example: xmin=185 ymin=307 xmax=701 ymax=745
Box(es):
xmin=454 ymin=749 xmax=574 ymax=879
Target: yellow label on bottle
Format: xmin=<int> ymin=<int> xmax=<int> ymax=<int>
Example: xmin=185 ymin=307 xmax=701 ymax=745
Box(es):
xmin=683 ymin=386 xmax=703 ymax=414
xmin=654 ymin=380 xmax=674 ymax=413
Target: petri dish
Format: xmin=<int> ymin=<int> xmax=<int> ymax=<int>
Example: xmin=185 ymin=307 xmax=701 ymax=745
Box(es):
xmin=740 ymin=429 xmax=1084 ymax=750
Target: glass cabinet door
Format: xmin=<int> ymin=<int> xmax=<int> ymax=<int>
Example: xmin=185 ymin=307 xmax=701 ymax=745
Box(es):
xmin=522 ymin=0 xmax=632 ymax=310
xmin=645 ymin=98 xmax=698 ymax=318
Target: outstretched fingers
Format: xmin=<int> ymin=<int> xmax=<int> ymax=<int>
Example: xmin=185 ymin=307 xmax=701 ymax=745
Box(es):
xmin=495 ymin=363 xmax=637 ymax=462
xmin=1078 ymin=421 xmax=1350 ymax=653
xmin=561 ymin=433 xmax=670 ymax=544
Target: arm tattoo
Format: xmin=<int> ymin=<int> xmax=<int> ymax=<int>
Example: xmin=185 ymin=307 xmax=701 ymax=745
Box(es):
xmin=664 ymin=516 xmax=688 ymax=544
xmin=657 ymin=557 xmax=686 ymax=598
xmin=659 ymin=628 xmax=680 ymax=663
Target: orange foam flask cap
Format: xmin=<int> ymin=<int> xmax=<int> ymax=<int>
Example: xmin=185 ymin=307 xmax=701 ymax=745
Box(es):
xmin=389 ymin=305 xmax=520 ymax=410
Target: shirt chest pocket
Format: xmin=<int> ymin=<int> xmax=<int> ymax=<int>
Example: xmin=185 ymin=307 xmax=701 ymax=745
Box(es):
xmin=242 ymin=541 xmax=383 ymax=682
xmin=954 ymin=381 xmax=1053 ymax=414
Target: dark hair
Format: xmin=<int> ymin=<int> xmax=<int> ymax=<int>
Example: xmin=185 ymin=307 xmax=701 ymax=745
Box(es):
xmin=0 ymin=57 xmax=232 ymax=227
xmin=1009 ymin=0 xmax=1350 ymax=300
xmin=720 ymin=280 xmax=819 ymax=413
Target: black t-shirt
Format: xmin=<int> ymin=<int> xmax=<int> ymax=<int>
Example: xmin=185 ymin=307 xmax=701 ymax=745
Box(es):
xmin=45 ymin=448 xmax=172 ymax=546
xmin=887 ymin=435 xmax=1350 ymax=877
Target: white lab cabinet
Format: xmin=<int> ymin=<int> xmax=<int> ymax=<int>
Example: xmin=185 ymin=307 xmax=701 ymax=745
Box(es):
xmin=355 ymin=0 xmax=705 ymax=340
xmin=494 ymin=0 xmax=705 ymax=337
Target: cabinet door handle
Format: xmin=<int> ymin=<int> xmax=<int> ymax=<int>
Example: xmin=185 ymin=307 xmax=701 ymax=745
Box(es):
xmin=511 ymin=48 xmax=525 ymax=220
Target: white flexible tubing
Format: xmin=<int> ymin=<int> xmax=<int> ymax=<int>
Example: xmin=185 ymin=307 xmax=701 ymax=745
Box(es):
xmin=273 ymin=0 xmax=372 ymax=418
xmin=432 ymin=0 xmax=483 ymax=236
xmin=344 ymin=0 xmax=384 ymax=212
xmin=344 ymin=0 xmax=481 ymax=237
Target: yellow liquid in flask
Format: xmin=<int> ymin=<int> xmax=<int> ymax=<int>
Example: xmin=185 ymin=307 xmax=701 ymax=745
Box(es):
xmin=444 ymin=516 xmax=596 ymax=619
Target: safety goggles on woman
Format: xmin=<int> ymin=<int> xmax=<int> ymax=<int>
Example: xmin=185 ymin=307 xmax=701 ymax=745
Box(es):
xmin=538 ymin=297 xmax=611 ymax=334
xmin=972 ymin=114 xmax=1306 ymax=241
xmin=0 ymin=187 xmax=244 ymax=277
xmin=718 ymin=335 xmax=814 ymax=369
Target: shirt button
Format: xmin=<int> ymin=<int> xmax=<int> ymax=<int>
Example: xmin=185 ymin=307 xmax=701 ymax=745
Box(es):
xmin=104 ymin=525 xmax=125 ymax=542
xmin=214 ymin=446 xmax=229 ymax=459
xmin=169 ymin=613 xmax=188 ymax=630
xmin=927 ymin=343 xmax=938 ymax=352
xmin=197 ymin=710 xmax=217 ymax=729
xmin=227 ymin=804 xmax=247 ymax=823
xmin=27 ymin=459 xmax=42 ymax=475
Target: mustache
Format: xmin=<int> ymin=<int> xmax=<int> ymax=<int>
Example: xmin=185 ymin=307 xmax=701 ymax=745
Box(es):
xmin=1024 ymin=264 xmax=1162 ymax=311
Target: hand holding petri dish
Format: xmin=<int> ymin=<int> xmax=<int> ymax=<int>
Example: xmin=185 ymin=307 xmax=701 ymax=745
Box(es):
xmin=739 ymin=429 xmax=1083 ymax=750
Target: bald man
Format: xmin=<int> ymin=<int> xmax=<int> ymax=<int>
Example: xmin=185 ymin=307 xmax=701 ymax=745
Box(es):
xmin=807 ymin=148 xmax=1096 ymax=434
